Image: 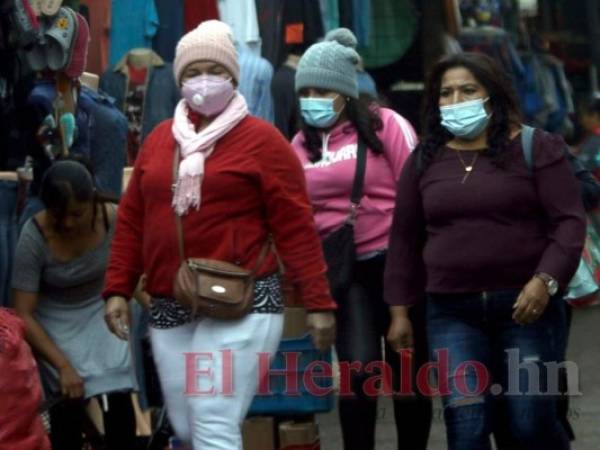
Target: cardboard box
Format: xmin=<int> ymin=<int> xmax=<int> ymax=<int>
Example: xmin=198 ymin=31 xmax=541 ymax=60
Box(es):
xmin=282 ymin=307 xmax=307 ymax=339
xmin=278 ymin=420 xmax=321 ymax=450
xmin=242 ymin=416 xmax=275 ymax=450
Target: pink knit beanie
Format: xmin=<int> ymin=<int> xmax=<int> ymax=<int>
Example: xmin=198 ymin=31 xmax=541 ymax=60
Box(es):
xmin=173 ymin=20 xmax=240 ymax=85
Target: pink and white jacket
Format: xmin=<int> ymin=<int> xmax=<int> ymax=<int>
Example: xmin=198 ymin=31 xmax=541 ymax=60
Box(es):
xmin=292 ymin=107 xmax=417 ymax=257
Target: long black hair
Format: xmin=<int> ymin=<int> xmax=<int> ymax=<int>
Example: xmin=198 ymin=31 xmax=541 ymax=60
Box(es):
xmin=299 ymin=94 xmax=384 ymax=163
xmin=416 ymin=52 xmax=522 ymax=173
xmin=40 ymin=156 xmax=117 ymax=231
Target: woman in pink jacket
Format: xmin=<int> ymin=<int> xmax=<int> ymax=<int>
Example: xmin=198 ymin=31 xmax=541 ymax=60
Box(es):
xmin=291 ymin=28 xmax=432 ymax=450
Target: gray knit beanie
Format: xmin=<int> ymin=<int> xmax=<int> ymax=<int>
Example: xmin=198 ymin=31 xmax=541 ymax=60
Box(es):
xmin=295 ymin=28 xmax=360 ymax=99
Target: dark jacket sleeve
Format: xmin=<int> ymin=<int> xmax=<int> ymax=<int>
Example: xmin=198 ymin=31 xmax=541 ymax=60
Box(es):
xmin=566 ymin=149 xmax=600 ymax=212
xmin=384 ymin=152 xmax=427 ymax=306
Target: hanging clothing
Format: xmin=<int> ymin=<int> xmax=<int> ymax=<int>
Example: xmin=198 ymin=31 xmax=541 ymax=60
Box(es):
xmin=184 ymin=0 xmax=219 ymax=32
xmin=22 ymin=80 xmax=128 ymax=200
xmin=217 ymin=0 xmax=260 ymax=51
xmin=80 ymin=0 xmax=111 ymax=75
xmin=338 ymin=0 xmax=353 ymax=29
xmin=320 ymin=0 xmax=340 ymax=32
xmin=109 ymin=0 xmax=159 ymax=66
xmin=0 ymin=181 xmax=17 ymax=307
xmin=100 ymin=51 xmax=180 ymax=143
xmin=352 ymin=0 xmax=370 ymax=47
xmin=124 ymin=65 xmax=148 ymax=164
xmin=256 ymin=0 xmax=325 ymax=69
xmin=255 ymin=0 xmax=284 ymax=67
xmin=153 ymin=0 xmax=185 ymax=62
xmin=84 ymin=87 xmax=129 ymax=196
xmin=360 ymin=0 xmax=418 ymax=69
xmin=238 ymin=44 xmax=274 ymax=122
xmin=271 ymin=58 xmax=298 ymax=139
xmin=283 ymin=0 xmax=325 ymax=49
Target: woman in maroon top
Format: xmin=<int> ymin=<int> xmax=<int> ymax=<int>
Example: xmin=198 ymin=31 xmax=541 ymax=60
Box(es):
xmin=384 ymin=53 xmax=585 ymax=450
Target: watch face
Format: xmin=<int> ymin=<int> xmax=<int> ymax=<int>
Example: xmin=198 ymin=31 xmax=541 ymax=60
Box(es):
xmin=548 ymin=279 xmax=559 ymax=295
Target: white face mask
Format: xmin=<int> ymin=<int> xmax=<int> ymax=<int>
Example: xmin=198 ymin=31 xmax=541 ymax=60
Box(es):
xmin=440 ymin=97 xmax=491 ymax=139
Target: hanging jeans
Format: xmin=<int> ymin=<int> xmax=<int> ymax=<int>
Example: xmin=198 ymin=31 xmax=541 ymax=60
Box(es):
xmin=427 ymin=289 xmax=570 ymax=450
xmin=335 ymin=253 xmax=432 ymax=450
xmin=0 ymin=181 xmax=18 ymax=307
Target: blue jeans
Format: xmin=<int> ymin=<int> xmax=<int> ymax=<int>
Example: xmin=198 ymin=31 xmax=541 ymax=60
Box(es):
xmin=0 ymin=181 xmax=18 ymax=307
xmin=427 ymin=289 xmax=570 ymax=450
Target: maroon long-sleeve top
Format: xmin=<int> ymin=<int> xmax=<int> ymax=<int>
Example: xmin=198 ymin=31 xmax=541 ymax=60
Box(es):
xmin=384 ymin=129 xmax=587 ymax=306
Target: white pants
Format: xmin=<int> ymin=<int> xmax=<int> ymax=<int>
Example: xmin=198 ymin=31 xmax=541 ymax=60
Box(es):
xmin=150 ymin=313 xmax=283 ymax=450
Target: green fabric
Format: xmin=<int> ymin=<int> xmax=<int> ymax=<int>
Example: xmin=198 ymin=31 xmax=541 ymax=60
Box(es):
xmin=358 ymin=0 xmax=418 ymax=69
xmin=62 ymin=0 xmax=81 ymax=11
xmin=322 ymin=0 xmax=340 ymax=32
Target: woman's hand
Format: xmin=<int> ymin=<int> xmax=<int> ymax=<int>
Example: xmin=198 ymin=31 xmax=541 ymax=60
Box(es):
xmin=306 ymin=311 xmax=336 ymax=352
xmin=133 ymin=274 xmax=152 ymax=309
xmin=104 ymin=296 xmax=130 ymax=340
xmin=58 ymin=363 xmax=84 ymax=399
xmin=387 ymin=315 xmax=414 ymax=352
xmin=512 ymin=277 xmax=550 ymax=325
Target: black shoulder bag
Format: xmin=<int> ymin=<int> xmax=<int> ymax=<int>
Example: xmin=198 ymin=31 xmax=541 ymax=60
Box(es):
xmin=321 ymin=139 xmax=367 ymax=301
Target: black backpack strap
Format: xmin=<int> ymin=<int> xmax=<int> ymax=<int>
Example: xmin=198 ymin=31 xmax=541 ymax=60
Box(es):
xmin=521 ymin=124 xmax=535 ymax=172
xmin=348 ymin=138 xmax=367 ymax=222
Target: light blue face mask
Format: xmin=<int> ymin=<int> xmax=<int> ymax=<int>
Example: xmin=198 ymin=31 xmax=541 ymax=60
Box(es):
xmin=440 ymin=97 xmax=491 ymax=140
xmin=300 ymin=96 xmax=342 ymax=128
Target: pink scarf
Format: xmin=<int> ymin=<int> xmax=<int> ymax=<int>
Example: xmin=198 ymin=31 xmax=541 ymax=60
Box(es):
xmin=171 ymin=93 xmax=248 ymax=216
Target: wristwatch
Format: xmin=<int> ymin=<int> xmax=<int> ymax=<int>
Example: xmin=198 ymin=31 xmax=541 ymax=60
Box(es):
xmin=535 ymin=272 xmax=559 ymax=296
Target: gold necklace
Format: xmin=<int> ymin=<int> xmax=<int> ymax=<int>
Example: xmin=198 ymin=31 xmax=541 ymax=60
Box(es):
xmin=455 ymin=150 xmax=479 ymax=184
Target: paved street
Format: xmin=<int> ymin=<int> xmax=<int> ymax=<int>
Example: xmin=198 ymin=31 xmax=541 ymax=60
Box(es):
xmin=318 ymin=305 xmax=600 ymax=449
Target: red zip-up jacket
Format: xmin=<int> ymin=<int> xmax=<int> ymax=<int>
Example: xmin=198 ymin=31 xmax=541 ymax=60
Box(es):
xmin=102 ymin=116 xmax=336 ymax=311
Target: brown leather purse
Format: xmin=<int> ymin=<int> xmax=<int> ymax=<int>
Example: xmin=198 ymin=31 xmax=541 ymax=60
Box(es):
xmin=172 ymin=146 xmax=271 ymax=320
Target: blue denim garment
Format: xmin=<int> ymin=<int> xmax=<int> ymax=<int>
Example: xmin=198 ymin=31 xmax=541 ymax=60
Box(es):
xmin=109 ymin=0 xmax=159 ymax=66
xmin=152 ymin=0 xmax=184 ymax=62
xmin=426 ymin=290 xmax=570 ymax=450
xmin=82 ymin=87 xmax=127 ymax=197
xmin=0 ymin=181 xmax=18 ymax=307
xmin=352 ymin=0 xmax=370 ymax=47
xmin=27 ymin=81 xmax=127 ymax=198
xmin=100 ymin=59 xmax=180 ymax=140
xmin=237 ymin=44 xmax=275 ymax=122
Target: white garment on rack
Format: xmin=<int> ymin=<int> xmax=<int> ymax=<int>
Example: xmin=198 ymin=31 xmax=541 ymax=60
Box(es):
xmin=217 ymin=0 xmax=261 ymax=55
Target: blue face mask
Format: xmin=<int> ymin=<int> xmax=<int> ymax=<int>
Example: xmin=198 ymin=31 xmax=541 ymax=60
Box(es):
xmin=440 ymin=97 xmax=491 ymax=140
xmin=300 ymin=97 xmax=342 ymax=128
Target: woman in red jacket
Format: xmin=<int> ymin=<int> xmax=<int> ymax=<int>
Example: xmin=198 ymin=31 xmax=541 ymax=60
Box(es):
xmin=103 ymin=20 xmax=336 ymax=450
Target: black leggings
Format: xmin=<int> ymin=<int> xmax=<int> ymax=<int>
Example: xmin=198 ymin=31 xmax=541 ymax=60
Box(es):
xmin=335 ymin=254 xmax=432 ymax=450
xmin=49 ymin=391 xmax=136 ymax=450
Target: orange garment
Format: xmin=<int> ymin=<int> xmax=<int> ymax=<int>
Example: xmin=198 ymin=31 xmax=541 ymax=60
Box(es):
xmin=81 ymin=0 xmax=111 ymax=74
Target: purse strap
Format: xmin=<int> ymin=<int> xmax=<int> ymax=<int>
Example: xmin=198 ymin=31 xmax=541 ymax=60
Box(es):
xmin=348 ymin=138 xmax=368 ymax=224
xmin=172 ymin=146 xmax=271 ymax=275
xmin=521 ymin=124 xmax=535 ymax=172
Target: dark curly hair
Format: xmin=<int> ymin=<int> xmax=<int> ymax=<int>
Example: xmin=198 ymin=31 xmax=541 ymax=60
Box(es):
xmin=299 ymin=94 xmax=384 ymax=163
xmin=416 ymin=52 xmax=522 ymax=173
